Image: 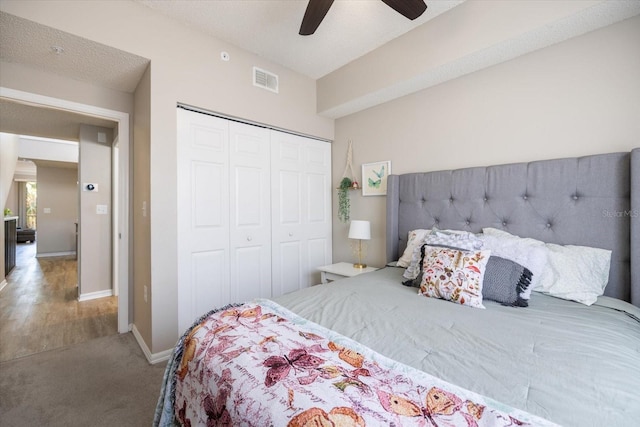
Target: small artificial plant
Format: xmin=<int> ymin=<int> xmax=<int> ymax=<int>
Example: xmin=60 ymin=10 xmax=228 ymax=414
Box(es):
xmin=337 ymin=177 xmax=352 ymax=223
xmin=4 ymin=208 xmax=12 ymax=217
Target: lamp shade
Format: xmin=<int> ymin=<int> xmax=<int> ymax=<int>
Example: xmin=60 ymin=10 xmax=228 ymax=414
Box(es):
xmin=348 ymin=220 xmax=371 ymax=240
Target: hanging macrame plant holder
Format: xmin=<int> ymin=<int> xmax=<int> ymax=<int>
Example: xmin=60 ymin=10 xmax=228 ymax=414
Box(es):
xmin=337 ymin=140 xmax=359 ymax=223
xmin=341 ymin=139 xmax=360 ymax=190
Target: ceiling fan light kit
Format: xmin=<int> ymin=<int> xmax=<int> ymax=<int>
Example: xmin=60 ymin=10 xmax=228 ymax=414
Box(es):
xmin=299 ymin=0 xmax=427 ymax=36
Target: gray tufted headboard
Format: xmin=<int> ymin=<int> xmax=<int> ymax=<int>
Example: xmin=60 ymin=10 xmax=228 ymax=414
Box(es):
xmin=386 ymin=149 xmax=640 ymax=307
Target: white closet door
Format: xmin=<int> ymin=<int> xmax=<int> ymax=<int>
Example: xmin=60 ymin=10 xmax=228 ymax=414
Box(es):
xmin=271 ymin=131 xmax=331 ymax=296
xmin=178 ymin=108 xmax=330 ymax=329
xmin=177 ymin=109 xmax=230 ymax=332
xmin=304 ymin=138 xmax=333 ymax=285
xmin=228 ymin=122 xmax=272 ymax=303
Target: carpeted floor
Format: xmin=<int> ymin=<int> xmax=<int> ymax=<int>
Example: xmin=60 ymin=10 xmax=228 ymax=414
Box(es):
xmin=0 ymin=332 xmax=168 ymax=427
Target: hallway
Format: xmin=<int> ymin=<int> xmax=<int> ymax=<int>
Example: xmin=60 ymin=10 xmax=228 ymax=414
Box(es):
xmin=0 ymin=243 xmax=117 ymax=362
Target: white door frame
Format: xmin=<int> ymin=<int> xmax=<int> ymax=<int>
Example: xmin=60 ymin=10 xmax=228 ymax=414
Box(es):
xmin=0 ymin=87 xmax=130 ymax=333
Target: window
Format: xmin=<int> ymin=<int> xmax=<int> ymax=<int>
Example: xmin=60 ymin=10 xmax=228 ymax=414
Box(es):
xmin=25 ymin=182 xmax=37 ymax=230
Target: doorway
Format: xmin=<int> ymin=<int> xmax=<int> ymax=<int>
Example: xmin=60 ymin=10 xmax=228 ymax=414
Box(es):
xmin=1 ymin=86 xmax=130 ymax=334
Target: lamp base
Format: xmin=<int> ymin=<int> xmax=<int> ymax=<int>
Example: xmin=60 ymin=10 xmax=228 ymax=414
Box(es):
xmin=353 ymin=263 xmax=367 ymax=269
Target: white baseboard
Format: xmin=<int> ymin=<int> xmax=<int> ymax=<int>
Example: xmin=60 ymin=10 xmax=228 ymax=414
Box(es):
xmin=0 ymin=279 xmax=7 ymax=292
xmin=131 ymin=324 xmax=173 ymax=364
xmin=36 ymin=251 xmax=76 ymax=258
xmin=78 ymin=289 xmax=113 ymax=301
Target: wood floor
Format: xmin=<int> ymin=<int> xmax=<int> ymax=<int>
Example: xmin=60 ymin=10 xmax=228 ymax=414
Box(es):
xmin=0 ymin=243 xmax=117 ymax=362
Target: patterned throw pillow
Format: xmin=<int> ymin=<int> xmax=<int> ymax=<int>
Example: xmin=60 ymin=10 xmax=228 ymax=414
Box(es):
xmin=403 ymin=230 xmax=484 ymax=281
xmin=418 ymin=246 xmax=491 ymax=309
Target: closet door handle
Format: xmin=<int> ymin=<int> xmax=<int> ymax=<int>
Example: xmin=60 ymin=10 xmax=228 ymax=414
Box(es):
xmin=288 ymin=232 xmax=293 ymax=237
xmin=247 ymin=236 xmax=253 ymax=242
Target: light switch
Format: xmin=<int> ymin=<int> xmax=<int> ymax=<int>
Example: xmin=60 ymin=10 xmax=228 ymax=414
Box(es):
xmin=43 ymin=208 xmax=51 ymax=214
xmin=96 ymin=205 xmax=108 ymax=215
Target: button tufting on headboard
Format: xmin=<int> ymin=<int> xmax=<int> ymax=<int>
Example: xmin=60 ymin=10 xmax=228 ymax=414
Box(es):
xmin=387 ymin=150 xmax=638 ymax=307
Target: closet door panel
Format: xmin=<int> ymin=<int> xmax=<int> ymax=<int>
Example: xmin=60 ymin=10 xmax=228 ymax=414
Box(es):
xmin=229 ymin=122 xmax=271 ymax=301
xmin=232 ymin=246 xmax=270 ymax=301
xmin=192 ymin=161 xmax=225 ymax=230
xmin=178 ymin=109 xmax=230 ymax=331
xmin=304 ymin=139 xmax=332 ymax=286
xmin=271 ymin=131 xmax=331 ymax=293
xmin=307 ymin=142 xmax=330 ymax=169
xmin=306 ymin=172 xmax=328 ymax=224
xmin=273 ymin=240 xmax=303 ymax=295
xmin=192 ymin=250 xmax=227 ymax=317
xmin=278 ymin=171 xmax=302 ymax=225
xmin=271 ymin=132 xmax=305 ymax=295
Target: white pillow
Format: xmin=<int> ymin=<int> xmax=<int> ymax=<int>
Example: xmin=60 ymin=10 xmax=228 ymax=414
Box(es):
xmin=430 ymin=230 xmax=484 ymax=250
xmin=536 ymin=243 xmax=611 ymax=306
xmin=480 ymin=228 xmax=548 ymax=292
xmin=482 ymin=228 xmax=612 ymax=305
xmin=397 ymin=229 xmax=431 ymax=268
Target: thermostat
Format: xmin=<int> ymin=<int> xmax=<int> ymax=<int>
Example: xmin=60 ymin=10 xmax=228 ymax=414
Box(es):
xmin=83 ymin=183 xmax=99 ymax=192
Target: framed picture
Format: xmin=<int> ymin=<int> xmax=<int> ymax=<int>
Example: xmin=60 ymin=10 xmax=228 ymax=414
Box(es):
xmin=362 ymin=161 xmax=391 ymax=196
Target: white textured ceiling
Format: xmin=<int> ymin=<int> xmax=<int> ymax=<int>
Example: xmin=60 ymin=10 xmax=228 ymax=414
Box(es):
xmin=0 ymin=12 xmax=130 ymax=146
xmin=0 ymin=12 xmax=150 ymax=93
xmin=134 ymin=0 xmax=464 ymax=79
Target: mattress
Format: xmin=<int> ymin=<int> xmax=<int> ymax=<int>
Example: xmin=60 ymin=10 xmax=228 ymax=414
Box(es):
xmin=272 ymin=267 xmax=640 ymax=427
xmin=155 ymin=266 xmax=640 ymax=426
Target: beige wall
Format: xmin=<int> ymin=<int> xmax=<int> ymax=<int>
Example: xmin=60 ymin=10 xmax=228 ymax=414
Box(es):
xmin=78 ymin=125 xmax=113 ymax=296
xmin=1 ymin=133 xmax=20 ymax=279
xmin=318 ymin=0 xmax=605 ymax=117
xmin=35 ymin=165 xmax=78 ymax=255
xmin=0 ymin=134 xmax=19 ymax=209
xmin=0 ymin=61 xmax=134 ymax=116
xmin=0 ymin=0 xmax=334 ymax=353
xmin=5 ymin=181 xmax=18 ymax=219
xmin=332 ymin=15 xmax=640 ymax=268
xmin=133 ymin=65 xmax=152 ymax=347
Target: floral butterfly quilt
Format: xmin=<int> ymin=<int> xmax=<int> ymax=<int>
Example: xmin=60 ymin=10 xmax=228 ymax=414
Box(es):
xmin=154 ymin=299 xmax=558 ymax=427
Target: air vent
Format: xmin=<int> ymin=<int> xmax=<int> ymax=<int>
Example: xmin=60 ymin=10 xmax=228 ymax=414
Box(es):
xmin=253 ymin=67 xmax=279 ymax=93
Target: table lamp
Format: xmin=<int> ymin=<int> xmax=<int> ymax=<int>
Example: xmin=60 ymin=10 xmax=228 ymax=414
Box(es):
xmin=348 ymin=220 xmax=371 ymax=268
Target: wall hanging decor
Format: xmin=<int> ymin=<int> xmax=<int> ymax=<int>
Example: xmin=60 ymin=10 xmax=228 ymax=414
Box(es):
xmin=362 ymin=160 xmax=391 ymax=196
xmin=337 ymin=177 xmax=352 ymax=223
xmin=337 ymin=140 xmax=360 ymax=222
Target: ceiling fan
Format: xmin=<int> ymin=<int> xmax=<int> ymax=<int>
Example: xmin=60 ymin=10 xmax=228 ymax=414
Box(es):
xmin=299 ymin=0 xmax=428 ymax=35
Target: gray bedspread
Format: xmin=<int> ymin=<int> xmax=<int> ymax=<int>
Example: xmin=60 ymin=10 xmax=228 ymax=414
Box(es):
xmin=273 ymin=266 xmax=640 ymax=427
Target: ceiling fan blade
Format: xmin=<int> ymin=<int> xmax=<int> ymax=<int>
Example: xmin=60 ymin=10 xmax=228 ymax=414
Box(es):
xmin=381 ymin=0 xmax=427 ymax=20
xmin=299 ymin=0 xmax=335 ymax=36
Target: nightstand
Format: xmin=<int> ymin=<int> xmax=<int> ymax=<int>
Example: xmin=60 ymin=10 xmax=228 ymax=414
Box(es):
xmin=317 ymin=262 xmax=379 ymax=284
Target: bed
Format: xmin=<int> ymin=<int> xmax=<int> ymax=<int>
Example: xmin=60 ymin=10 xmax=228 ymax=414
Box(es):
xmin=155 ymin=149 xmax=640 ymax=427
